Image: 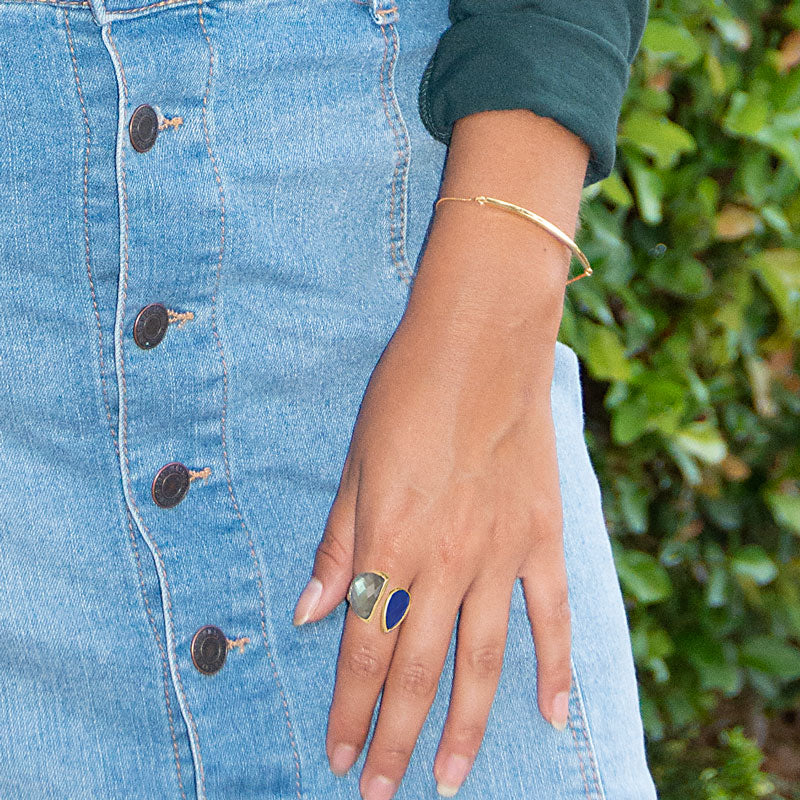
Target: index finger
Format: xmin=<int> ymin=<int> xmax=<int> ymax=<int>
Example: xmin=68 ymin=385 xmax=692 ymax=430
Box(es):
xmin=325 ymin=561 xmax=409 ymax=779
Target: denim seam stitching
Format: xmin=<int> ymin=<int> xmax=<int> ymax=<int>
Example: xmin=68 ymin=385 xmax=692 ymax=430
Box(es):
xmin=17 ymin=0 xmax=89 ymax=5
xmin=389 ymin=22 xmax=411 ymax=283
xmin=105 ymin=22 xmax=128 ymax=95
xmin=2 ymin=0 xmax=89 ymax=6
xmin=64 ymin=13 xmax=189 ymax=798
xmin=378 ymin=18 xmax=413 ymax=285
xmin=63 ymin=7 xmax=118 ymax=451
xmin=568 ymin=658 xmax=606 ymax=799
xmin=574 ymin=680 xmax=605 ymax=798
xmin=196 ymin=3 xmax=304 ymax=797
xmin=106 ymin=20 xmax=209 ymax=798
xmin=566 ymin=675 xmax=593 ymax=800
xmin=114 ymin=0 xmax=190 ymax=14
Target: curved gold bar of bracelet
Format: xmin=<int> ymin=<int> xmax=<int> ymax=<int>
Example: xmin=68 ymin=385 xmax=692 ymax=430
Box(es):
xmin=434 ymin=195 xmax=593 ymax=285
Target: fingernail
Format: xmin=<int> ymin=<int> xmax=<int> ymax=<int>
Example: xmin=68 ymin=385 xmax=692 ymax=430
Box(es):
xmin=364 ymin=774 xmax=396 ymax=800
xmin=293 ymin=576 xmax=323 ymax=626
xmin=550 ymin=690 xmax=570 ymax=731
xmin=329 ymin=743 xmax=357 ymax=776
xmin=436 ymin=754 xmax=471 ymax=796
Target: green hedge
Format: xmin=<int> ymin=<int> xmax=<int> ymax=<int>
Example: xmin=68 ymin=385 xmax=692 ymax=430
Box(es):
xmin=563 ymin=0 xmax=800 ymax=796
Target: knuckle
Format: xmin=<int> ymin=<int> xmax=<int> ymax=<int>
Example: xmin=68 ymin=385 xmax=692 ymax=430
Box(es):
xmin=357 ymin=515 xmax=409 ymax=563
xmin=446 ymin=722 xmax=485 ymax=751
xmin=431 ymin=527 xmax=481 ymax=575
xmin=549 ymin=654 xmax=573 ymax=683
xmin=344 ymin=643 xmax=383 ymax=681
xmin=394 ymin=659 xmax=438 ymax=700
xmin=466 ymin=643 xmax=505 ymax=680
xmin=484 ymin=516 xmax=507 ymax=551
xmin=371 ymin=741 xmax=414 ymax=766
xmin=371 ymin=487 xmax=424 ymax=531
xmin=433 ymin=544 xmax=471 ymax=576
xmin=315 ymin=527 xmax=350 ymax=570
xmin=529 ymin=497 xmax=563 ymax=535
xmin=544 ymin=590 xmax=571 ymax=628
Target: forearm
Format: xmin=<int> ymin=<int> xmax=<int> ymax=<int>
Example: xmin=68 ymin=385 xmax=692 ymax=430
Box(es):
xmin=404 ymin=108 xmax=589 ymax=359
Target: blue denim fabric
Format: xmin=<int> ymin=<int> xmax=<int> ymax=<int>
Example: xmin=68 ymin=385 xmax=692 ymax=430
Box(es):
xmin=0 ymin=0 xmax=658 ymax=797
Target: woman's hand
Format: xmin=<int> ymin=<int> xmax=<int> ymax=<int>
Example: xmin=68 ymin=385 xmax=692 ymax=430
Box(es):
xmin=292 ymin=109 xmax=589 ymax=799
xmin=295 ymin=280 xmax=571 ymax=798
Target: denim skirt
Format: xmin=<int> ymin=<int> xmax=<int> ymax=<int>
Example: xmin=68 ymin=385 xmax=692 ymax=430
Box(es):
xmin=0 ymin=0 xmax=658 ymax=797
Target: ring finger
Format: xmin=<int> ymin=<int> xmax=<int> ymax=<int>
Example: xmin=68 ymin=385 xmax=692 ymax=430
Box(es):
xmin=433 ymin=569 xmax=515 ymax=796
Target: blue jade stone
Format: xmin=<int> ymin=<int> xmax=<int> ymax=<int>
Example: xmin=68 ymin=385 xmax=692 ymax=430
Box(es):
xmin=384 ymin=589 xmax=410 ymax=631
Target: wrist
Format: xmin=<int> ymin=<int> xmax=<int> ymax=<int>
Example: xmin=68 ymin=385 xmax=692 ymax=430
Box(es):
xmin=443 ymin=109 xmax=589 ymax=238
xmin=406 ymin=203 xmax=568 ymax=338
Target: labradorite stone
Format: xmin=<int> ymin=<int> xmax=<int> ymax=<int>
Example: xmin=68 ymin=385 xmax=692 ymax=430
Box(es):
xmin=349 ymin=572 xmax=387 ymax=620
xmin=384 ymin=589 xmax=410 ymax=631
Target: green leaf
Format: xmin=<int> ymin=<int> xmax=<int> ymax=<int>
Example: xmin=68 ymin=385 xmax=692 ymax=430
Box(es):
xmin=674 ymin=421 xmax=728 ymax=464
xmin=723 ymin=91 xmax=770 ymax=137
xmin=730 ymin=545 xmax=778 ymax=585
xmin=625 ymin=156 xmax=664 ymax=225
xmin=683 ymin=634 xmax=742 ymax=694
xmin=764 ymin=490 xmax=800 ymax=535
xmin=666 ymin=441 xmax=703 ymax=486
xmin=711 ymin=14 xmax=752 ymax=50
xmin=760 ymin=204 xmax=792 ymax=237
xmin=748 ymin=249 xmax=800 ymax=331
xmin=582 ymin=321 xmax=632 ymax=382
xmin=699 ymin=661 xmax=743 ymax=695
xmin=754 ymin=127 xmax=800 ymax=179
xmin=614 ymin=548 xmax=673 ymax=604
xmin=740 ymin=637 xmax=800 ymax=680
xmin=611 ymin=394 xmax=650 ymax=444
xmin=641 ymin=19 xmax=702 ymax=66
xmin=786 ymin=1 xmax=800 ymax=27
xmin=706 ymin=564 xmax=728 ymax=608
xmin=598 ymin=171 xmax=633 ymax=208
xmin=704 ymin=51 xmax=727 ymax=95
xmin=639 ymin=694 xmax=664 ymax=741
xmin=620 ymin=111 xmax=697 ymax=170
xmin=616 ymin=475 xmax=650 ymax=533
xmin=648 ymin=256 xmax=713 ymax=297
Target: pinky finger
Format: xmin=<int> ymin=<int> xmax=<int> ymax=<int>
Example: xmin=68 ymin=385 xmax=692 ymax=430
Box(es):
xmin=519 ymin=552 xmax=572 ymax=732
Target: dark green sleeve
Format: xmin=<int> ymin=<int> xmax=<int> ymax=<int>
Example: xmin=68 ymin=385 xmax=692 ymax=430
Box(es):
xmin=418 ymin=0 xmax=650 ymax=186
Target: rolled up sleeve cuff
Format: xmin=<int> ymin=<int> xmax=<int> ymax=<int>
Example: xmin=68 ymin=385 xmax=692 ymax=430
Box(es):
xmin=418 ymin=11 xmax=632 ymax=187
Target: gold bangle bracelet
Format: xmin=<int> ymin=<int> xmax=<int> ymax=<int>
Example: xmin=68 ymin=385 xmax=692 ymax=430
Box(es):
xmin=434 ymin=195 xmax=592 ymax=284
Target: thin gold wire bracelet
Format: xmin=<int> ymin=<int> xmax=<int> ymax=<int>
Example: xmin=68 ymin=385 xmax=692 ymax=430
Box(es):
xmin=434 ymin=195 xmax=593 ymax=284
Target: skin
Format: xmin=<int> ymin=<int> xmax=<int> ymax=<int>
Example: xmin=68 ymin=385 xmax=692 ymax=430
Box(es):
xmin=293 ymin=108 xmax=590 ymax=800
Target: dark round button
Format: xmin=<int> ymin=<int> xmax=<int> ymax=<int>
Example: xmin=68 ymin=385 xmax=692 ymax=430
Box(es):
xmin=129 ymin=104 xmax=159 ymax=153
xmin=151 ymin=462 xmax=190 ymax=509
xmin=133 ymin=303 xmax=169 ymax=349
xmin=191 ymin=625 xmax=228 ymax=675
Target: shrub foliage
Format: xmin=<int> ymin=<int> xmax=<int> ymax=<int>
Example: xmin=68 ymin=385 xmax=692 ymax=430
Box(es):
xmin=564 ymin=1 xmax=800 ymax=796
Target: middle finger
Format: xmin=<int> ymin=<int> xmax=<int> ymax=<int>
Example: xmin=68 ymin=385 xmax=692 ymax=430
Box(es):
xmin=358 ymin=573 xmax=461 ymax=800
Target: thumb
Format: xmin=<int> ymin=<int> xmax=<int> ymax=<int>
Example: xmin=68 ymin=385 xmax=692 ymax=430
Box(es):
xmin=293 ymin=468 xmax=357 ymax=626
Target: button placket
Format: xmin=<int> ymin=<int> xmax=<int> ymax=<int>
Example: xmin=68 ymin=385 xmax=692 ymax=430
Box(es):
xmin=103 ymin=23 xmax=304 ymax=793
xmin=127 ymin=108 xmax=197 ymax=514
xmin=126 ymin=102 xmax=233 ymax=683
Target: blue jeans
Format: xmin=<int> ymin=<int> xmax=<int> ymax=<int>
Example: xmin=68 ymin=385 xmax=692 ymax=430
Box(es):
xmin=0 ymin=0 xmax=658 ymax=797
